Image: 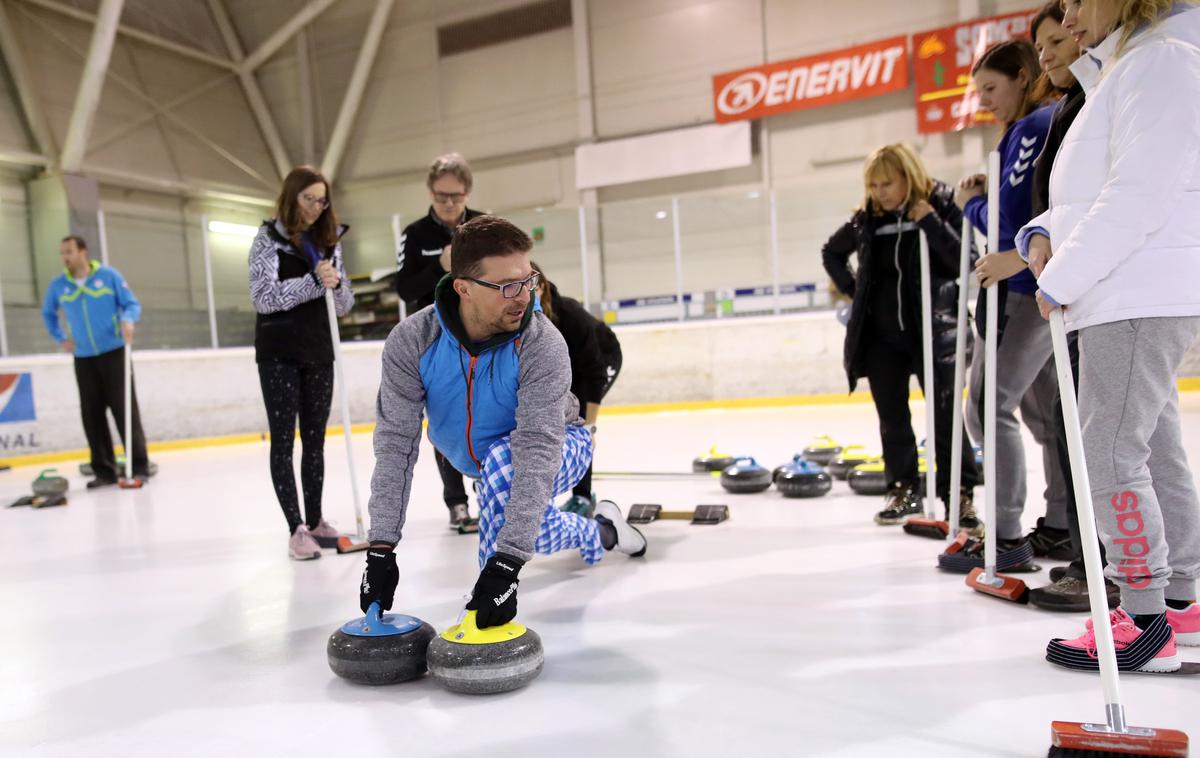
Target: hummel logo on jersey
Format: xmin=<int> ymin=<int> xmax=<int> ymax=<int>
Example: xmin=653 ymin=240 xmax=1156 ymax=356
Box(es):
xmin=493 ymin=582 xmax=517 ymax=606
xmin=1020 ymin=136 xmax=1038 ymax=148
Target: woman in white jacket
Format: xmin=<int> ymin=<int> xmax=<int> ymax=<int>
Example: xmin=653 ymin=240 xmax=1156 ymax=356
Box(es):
xmin=1018 ymin=0 xmax=1200 ymax=673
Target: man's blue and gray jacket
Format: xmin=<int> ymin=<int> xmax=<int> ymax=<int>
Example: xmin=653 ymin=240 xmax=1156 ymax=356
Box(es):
xmin=42 ymin=260 xmax=141 ymax=357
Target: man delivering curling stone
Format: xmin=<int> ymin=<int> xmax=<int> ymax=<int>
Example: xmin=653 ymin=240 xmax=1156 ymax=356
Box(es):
xmin=359 ymin=215 xmax=646 ymax=628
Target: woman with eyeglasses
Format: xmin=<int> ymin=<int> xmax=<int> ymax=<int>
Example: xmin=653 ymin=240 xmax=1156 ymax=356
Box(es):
xmin=529 ymin=262 xmax=623 ymax=516
xmin=249 ymin=165 xmax=354 ymax=561
xmin=395 ymin=152 xmax=484 ymax=533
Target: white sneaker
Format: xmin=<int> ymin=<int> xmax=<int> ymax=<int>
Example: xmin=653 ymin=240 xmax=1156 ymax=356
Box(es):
xmin=288 ymin=525 xmax=321 ymax=561
xmin=594 ymin=500 xmax=647 ymax=558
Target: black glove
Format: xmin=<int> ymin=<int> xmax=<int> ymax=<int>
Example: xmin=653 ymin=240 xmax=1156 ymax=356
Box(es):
xmin=360 ymin=548 xmax=398 ymax=613
xmin=465 ymin=553 xmax=525 ymax=628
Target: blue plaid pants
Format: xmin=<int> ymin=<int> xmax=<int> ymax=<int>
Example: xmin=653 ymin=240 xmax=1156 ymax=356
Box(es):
xmin=476 ymin=425 xmax=603 ymax=568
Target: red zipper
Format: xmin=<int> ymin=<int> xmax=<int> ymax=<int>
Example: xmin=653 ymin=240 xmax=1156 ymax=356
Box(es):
xmin=464 ymin=352 xmax=480 ymax=469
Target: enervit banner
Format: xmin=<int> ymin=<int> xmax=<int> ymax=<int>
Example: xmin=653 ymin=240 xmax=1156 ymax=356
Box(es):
xmin=913 ymin=8 xmax=1039 ymax=134
xmin=712 ymin=36 xmax=909 ymax=124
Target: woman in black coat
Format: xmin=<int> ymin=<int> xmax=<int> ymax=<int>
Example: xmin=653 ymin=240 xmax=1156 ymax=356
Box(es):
xmin=822 ymin=143 xmax=981 ymax=531
xmin=531 ymin=263 xmax=622 ymax=516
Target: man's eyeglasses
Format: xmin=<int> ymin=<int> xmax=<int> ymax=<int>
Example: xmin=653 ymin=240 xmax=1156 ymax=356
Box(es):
xmin=467 ymin=272 xmax=541 ymax=299
xmin=301 ymin=193 xmax=329 ymax=209
xmin=433 ymin=191 xmax=466 ymax=205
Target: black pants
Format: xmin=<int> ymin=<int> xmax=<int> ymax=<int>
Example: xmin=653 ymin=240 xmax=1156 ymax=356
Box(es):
xmin=1053 ymin=333 xmax=1106 ymax=577
xmin=572 ymin=351 xmax=623 ymax=499
xmin=74 ymin=347 xmax=150 ymax=481
xmin=258 ymin=361 xmax=333 ymax=535
xmin=863 ymin=331 xmax=981 ymax=503
xmin=436 ymin=449 xmax=468 ymax=508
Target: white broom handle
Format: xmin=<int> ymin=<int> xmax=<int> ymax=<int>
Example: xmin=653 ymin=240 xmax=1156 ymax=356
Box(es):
xmin=1050 ymin=308 xmax=1123 ymax=714
xmin=124 ymin=341 xmax=132 ymax=481
xmin=984 ymin=151 xmax=1000 ymax=578
xmin=919 ymin=230 xmax=937 ymax=519
xmin=947 ymin=217 xmax=972 ymax=534
xmin=326 ymin=287 xmax=365 ymax=539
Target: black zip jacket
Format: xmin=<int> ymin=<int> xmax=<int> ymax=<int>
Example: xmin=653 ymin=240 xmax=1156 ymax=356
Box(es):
xmin=821 ymin=181 xmax=975 ymax=392
xmin=1031 ymin=82 xmax=1086 ymax=219
xmin=543 ymin=281 xmax=621 ymax=406
xmin=395 ymin=207 xmax=484 ymax=313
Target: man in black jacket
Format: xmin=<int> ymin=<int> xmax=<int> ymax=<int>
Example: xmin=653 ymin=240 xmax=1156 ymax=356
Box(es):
xmin=395 ymin=153 xmax=484 ymax=532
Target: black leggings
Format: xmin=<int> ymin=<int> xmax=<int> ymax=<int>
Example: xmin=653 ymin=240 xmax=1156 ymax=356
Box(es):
xmin=258 ymin=362 xmax=334 ymax=534
xmin=572 ymin=351 xmax=623 ymax=499
xmin=862 ymin=332 xmax=980 ymax=503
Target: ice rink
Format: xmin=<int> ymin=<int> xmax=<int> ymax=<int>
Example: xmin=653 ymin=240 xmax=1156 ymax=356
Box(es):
xmin=2 ymin=398 xmax=1198 ymax=757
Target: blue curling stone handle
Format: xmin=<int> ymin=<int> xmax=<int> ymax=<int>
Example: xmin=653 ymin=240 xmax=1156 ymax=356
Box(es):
xmin=340 ymin=601 xmax=423 ymax=637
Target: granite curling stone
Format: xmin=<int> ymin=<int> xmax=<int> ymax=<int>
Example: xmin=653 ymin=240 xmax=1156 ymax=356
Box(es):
xmin=719 ymin=457 xmax=773 ymax=494
xmin=774 ymin=457 xmax=833 ymax=498
xmin=427 ymin=611 xmax=544 ymax=695
xmin=327 ymin=602 xmax=436 ymax=685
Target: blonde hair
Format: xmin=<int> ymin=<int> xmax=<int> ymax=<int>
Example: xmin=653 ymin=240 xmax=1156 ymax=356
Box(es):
xmin=1114 ymin=0 xmax=1199 ymax=58
xmin=861 ymin=144 xmax=934 ymax=214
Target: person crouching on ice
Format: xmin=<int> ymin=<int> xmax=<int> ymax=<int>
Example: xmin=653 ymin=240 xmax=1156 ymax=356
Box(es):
xmin=357 ymin=215 xmax=646 ymax=627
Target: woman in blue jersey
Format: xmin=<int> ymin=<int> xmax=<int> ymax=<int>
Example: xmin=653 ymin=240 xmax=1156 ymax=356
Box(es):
xmin=949 ymin=38 xmax=1064 ymax=572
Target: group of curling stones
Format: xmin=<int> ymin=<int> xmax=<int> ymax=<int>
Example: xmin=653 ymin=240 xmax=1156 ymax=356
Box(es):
xmin=328 ymin=603 xmax=543 ymax=695
xmin=695 ymin=436 xmax=984 ymax=499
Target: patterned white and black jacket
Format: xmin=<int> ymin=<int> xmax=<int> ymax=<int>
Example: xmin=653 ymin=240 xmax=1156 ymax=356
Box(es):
xmin=248 ymin=219 xmax=354 ymax=365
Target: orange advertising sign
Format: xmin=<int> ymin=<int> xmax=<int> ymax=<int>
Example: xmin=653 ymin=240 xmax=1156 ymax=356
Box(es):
xmin=712 ymin=37 xmax=909 ymax=123
xmin=913 ymin=8 xmax=1039 ymax=134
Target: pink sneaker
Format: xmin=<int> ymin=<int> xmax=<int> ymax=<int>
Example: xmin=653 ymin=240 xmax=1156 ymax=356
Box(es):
xmin=309 ymin=520 xmax=341 ymax=549
xmin=1167 ymin=604 xmax=1200 ymax=646
xmin=1046 ymin=608 xmax=1179 ymax=673
xmin=288 ymin=525 xmax=321 ymax=561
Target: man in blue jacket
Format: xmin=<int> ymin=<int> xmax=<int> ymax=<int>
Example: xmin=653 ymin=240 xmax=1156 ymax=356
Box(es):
xmin=359 ymin=215 xmax=646 ymax=628
xmin=41 ymin=235 xmax=150 ymax=487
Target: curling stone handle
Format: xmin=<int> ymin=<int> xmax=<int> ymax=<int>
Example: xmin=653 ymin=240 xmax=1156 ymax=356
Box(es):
xmin=365 ymin=601 xmax=383 ymax=628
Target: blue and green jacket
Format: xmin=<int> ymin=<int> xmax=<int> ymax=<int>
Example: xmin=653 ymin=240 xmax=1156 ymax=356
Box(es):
xmin=41 ymin=260 xmax=141 ymax=357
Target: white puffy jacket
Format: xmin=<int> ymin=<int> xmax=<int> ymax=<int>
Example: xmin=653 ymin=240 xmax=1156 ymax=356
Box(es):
xmin=1018 ymin=6 xmax=1200 ymax=332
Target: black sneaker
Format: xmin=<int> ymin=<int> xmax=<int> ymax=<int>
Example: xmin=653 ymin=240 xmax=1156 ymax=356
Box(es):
xmin=86 ymin=477 xmax=118 ymax=490
xmin=1026 ymin=517 xmax=1074 ymax=560
xmin=874 ymin=483 xmax=922 ymax=525
xmin=937 ymin=536 xmax=1039 ymax=574
xmin=1029 ymin=573 xmax=1121 ymax=612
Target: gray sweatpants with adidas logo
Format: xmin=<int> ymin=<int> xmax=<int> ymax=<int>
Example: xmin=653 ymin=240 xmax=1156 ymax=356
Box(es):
xmin=1079 ymin=316 xmax=1200 ymax=615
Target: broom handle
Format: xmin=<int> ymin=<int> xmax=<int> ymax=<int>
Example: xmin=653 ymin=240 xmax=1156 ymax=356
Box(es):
xmin=983 ymin=151 xmax=999 ymax=580
xmin=947 ymin=217 xmax=972 ymax=535
xmin=124 ymin=341 xmax=132 ymax=481
xmin=918 ymin=229 xmax=937 ymax=519
xmin=1050 ymin=308 xmax=1124 ymax=725
xmin=326 ymin=287 xmax=365 ymax=541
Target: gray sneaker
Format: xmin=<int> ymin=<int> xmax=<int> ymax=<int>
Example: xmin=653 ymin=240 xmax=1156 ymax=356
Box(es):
xmin=1029 ymin=574 xmax=1120 ymax=612
xmin=288 ymin=525 xmax=321 ymax=561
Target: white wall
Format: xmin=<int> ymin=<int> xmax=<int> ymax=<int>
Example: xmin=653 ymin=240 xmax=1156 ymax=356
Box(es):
xmin=0 ymin=0 xmax=1064 ymax=352
xmin=4 ymin=315 xmax=1199 ymax=455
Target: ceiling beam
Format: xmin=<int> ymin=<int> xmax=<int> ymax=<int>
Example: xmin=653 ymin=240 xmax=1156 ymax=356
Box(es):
xmin=60 ymin=0 xmax=124 ymax=172
xmin=241 ymin=0 xmax=338 ymax=74
xmin=206 ymin=0 xmax=291 ymax=180
xmin=14 ymin=0 xmax=237 ymax=71
xmin=0 ymin=0 xmax=57 ymax=158
xmin=0 ymin=148 xmax=52 ymax=167
xmin=22 ymin=7 xmax=273 ymax=189
xmin=295 ymin=28 xmax=315 ymax=165
xmin=322 ymin=0 xmax=394 ymax=184
xmin=86 ymin=72 xmax=234 ymax=154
